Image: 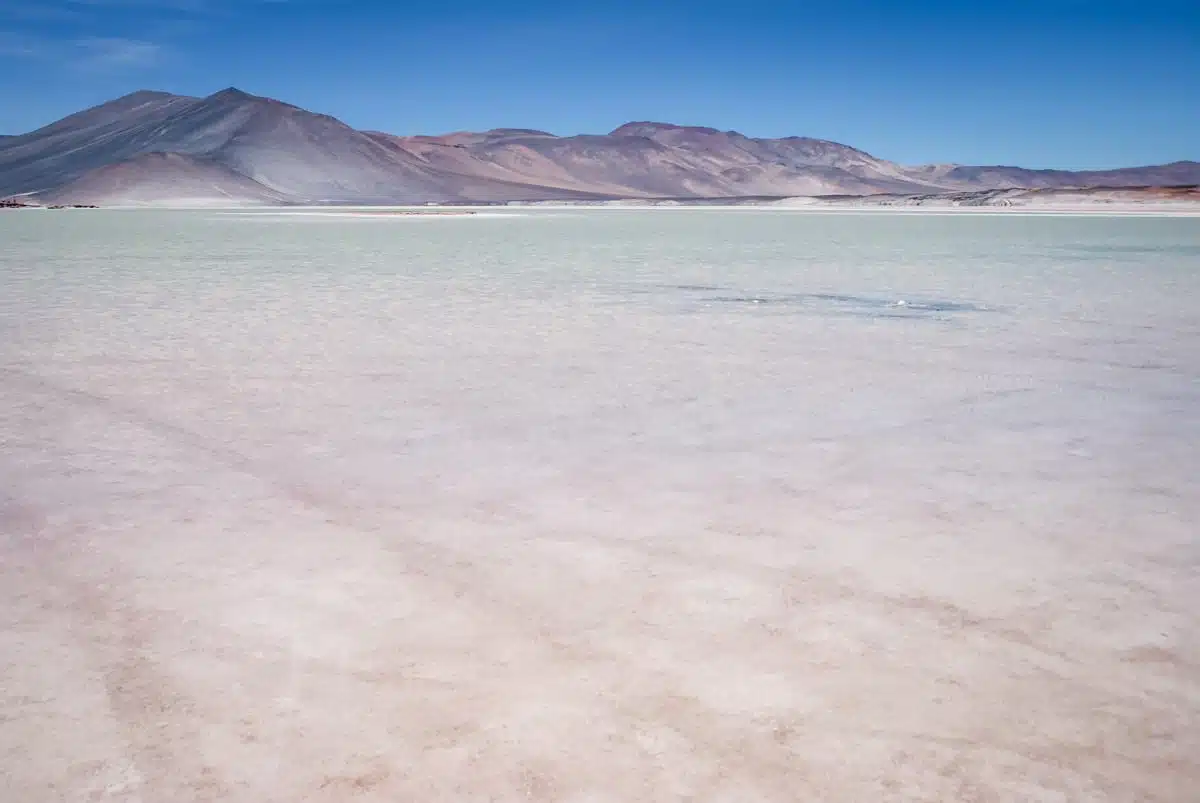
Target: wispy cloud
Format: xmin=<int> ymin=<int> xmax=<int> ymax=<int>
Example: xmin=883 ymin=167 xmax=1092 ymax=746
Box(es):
xmin=0 ymin=30 xmax=164 ymax=71
xmin=63 ymin=0 xmax=291 ymax=9
xmin=0 ymin=0 xmax=295 ymax=71
xmin=65 ymin=0 xmax=210 ymax=9
xmin=0 ymin=31 xmax=42 ymax=57
xmin=0 ymin=4 xmax=88 ymax=23
xmin=1 ymin=0 xmax=289 ymax=19
xmin=74 ymin=36 xmax=162 ymax=68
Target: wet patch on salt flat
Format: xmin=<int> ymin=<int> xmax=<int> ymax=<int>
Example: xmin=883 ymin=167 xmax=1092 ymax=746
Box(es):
xmin=621 ymin=284 xmax=995 ymax=320
xmin=1061 ymin=243 xmax=1200 ymax=256
xmin=703 ymin=292 xmax=990 ymax=317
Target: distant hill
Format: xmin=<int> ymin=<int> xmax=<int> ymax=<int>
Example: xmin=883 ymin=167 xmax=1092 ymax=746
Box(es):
xmin=788 ymin=184 xmax=1200 ymax=210
xmin=1 ymin=88 xmax=1196 ymax=206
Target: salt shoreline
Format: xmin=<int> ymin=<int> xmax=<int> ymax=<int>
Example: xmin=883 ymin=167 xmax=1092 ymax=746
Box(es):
xmin=105 ymin=202 xmax=1200 ymax=218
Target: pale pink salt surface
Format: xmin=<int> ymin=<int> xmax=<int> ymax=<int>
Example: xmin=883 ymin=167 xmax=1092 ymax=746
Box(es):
xmin=0 ymin=209 xmax=1197 ymax=801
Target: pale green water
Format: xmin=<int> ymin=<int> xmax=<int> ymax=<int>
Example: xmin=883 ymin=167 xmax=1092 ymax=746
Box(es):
xmin=1 ymin=209 xmax=1198 ymax=800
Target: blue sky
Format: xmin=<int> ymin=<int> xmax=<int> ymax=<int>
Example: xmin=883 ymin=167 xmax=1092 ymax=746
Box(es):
xmin=0 ymin=0 xmax=1196 ymax=168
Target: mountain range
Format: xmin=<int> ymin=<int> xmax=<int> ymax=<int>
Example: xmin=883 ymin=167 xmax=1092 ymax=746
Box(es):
xmin=2 ymin=88 xmax=1197 ymax=206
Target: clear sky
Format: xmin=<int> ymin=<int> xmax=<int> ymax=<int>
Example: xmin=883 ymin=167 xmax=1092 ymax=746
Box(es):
xmin=1 ymin=0 xmax=1196 ymax=169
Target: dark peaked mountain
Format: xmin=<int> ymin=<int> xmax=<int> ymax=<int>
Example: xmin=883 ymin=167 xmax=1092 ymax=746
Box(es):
xmin=0 ymin=88 xmax=549 ymax=204
xmin=0 ymin=90 xmax=196 ymax=196
xmin=2 ymin=88 xmax=1196 ymax=206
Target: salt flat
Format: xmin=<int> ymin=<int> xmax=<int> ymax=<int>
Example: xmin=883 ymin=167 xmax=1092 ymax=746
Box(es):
xmin=1 ymin=209 xmax=1197 ymax=801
